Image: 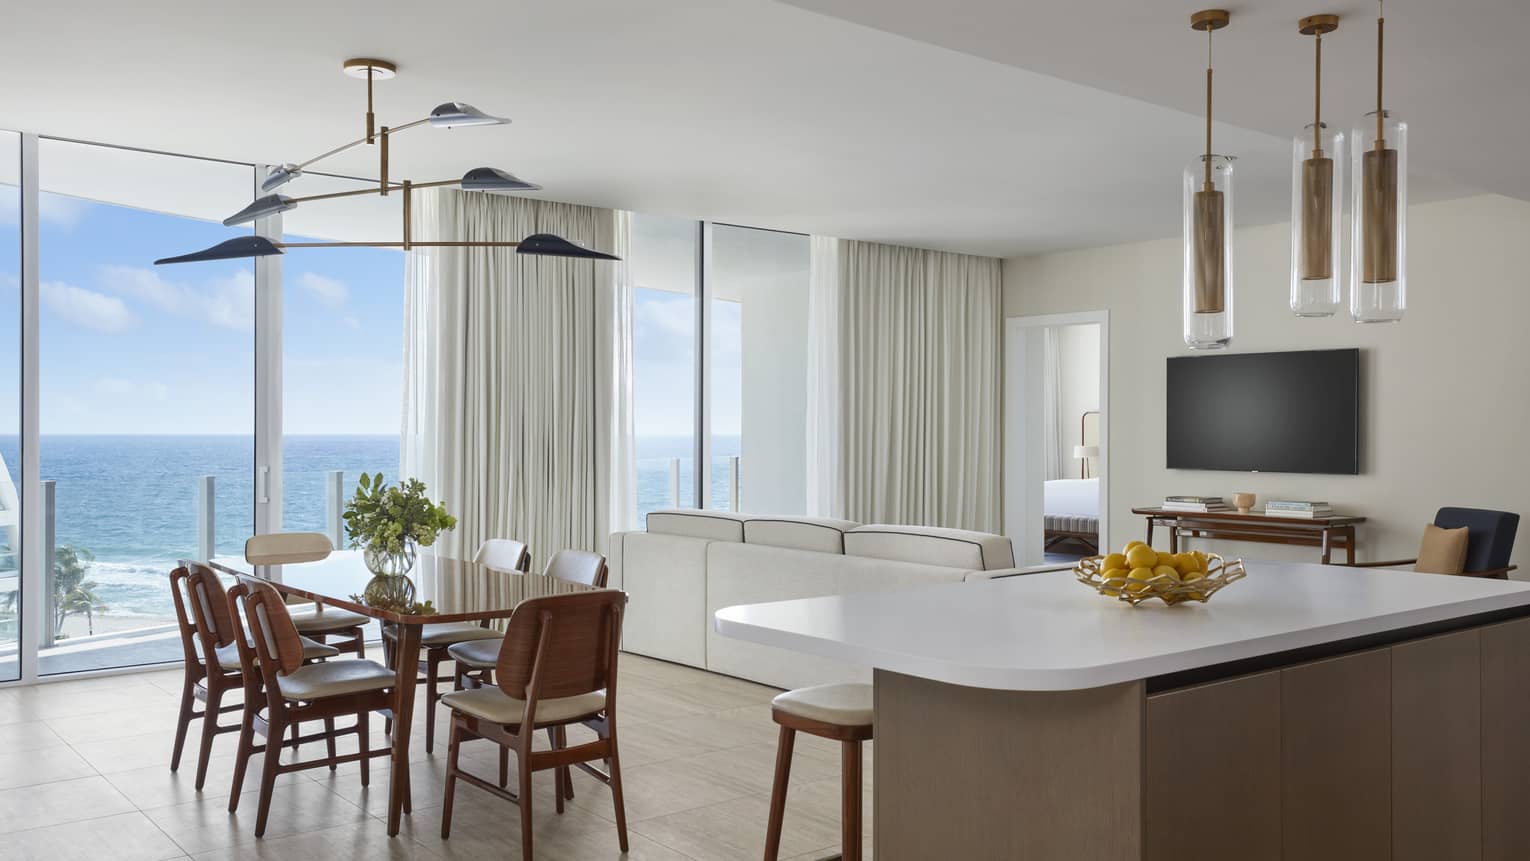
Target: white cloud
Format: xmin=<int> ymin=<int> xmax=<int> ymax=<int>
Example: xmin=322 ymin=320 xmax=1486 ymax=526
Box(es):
xmin=0 ymin=189 xmax=88 ymax=229
xmin=298 ymin=272 xmax=349 ymax=309
xmin=97 ymin=264 xmax=253 ymax=332
xmin=41 ymin=281 xmax=136 ymax=332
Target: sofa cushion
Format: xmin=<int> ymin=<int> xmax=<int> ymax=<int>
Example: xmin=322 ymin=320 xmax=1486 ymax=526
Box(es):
xmin=844 ymin=524 xmax=1016 ymax=571
xmin=645 ymin=509 xmax=748 ymax=542
xmin=743 ymin=517 xmax=860 ymax=554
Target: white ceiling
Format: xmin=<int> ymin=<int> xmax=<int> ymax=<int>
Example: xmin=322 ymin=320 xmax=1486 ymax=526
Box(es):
xmin=0 ymin=0 xmax=1508 ymax=256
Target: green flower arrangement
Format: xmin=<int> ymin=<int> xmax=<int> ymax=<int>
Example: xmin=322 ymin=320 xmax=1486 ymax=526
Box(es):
xmin=343 ymin=473 xmax=457 ymax=558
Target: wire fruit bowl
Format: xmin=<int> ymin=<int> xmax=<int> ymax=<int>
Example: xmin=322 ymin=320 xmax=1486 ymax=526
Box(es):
xmin=1074 ymin=554 xmax=1246 ymax=606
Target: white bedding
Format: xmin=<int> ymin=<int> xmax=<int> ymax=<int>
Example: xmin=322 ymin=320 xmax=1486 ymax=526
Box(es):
xmin=1044 ymin=478 xmax=1099 ymax=517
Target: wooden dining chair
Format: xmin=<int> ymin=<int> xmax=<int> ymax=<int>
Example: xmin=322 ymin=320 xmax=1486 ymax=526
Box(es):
xmin=168 ymin=565 xmax=245 ymax=779
xmin=226 ymin=580 xmax=399 ymax=837
xmin=447 ymin=549 xmax=610 ymax=791
xmin=245 ymin=533 xmax=369 ymax=657
xmin=176 ymin=563 xmax=340 ymax=791
xmin=380 ymin=538 xmax=533 ymax=753
xmin=439 ymin=589 xmax=630 ymax=860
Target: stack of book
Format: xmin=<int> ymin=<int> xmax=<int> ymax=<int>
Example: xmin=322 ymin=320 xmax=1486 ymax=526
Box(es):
xmin=1264 ymin=500 xmax=1334 ymax=519
xmin=1162 ymin=495 xmax=1231 ymax=512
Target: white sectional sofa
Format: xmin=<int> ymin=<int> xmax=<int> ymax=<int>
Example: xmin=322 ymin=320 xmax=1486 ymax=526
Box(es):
xmin=608 ymin=509 xmax=1028 ymax=691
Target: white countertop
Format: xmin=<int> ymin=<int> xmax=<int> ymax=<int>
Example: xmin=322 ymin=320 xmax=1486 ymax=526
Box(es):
xmin=713 ymin=561 xmax=1530 ymax=691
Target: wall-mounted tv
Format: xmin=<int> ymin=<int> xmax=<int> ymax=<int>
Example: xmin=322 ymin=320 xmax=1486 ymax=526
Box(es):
xmin=1166 ymin=348 xmax=1360 ymax=474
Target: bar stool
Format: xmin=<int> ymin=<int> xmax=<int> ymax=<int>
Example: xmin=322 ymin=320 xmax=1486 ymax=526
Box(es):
xmin=764 ymin=683 xmax=873 ymax=861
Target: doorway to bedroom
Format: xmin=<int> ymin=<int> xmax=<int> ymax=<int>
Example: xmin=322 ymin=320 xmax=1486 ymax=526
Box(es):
xmin=1003 ymin=311 xmax=1109 ymax=568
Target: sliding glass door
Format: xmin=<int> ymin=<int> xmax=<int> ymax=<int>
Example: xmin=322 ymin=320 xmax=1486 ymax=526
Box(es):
xmin=0 ymin=132 xmax=20 ymax=681
xmin=630 ymin=214 xmax=699 ymax=524
xmin=36 ymin=139 xmax=254 ymax=674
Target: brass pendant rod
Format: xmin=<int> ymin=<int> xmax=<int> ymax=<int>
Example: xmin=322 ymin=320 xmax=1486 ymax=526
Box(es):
xmin=403 ymin=180 xmax=412 ymax=251
xmin=1204 ymin=26 xmax=1213 ymax=190
xmin=1375 ymin=1 xmax=1385 ymax=147
xmin=379 ymin=127 xmax=390 ymax=196
xmin=1313 ymin=32 xmax=1323 ymax=157
xmin=365 ymin=66 xmax=376 ymax=145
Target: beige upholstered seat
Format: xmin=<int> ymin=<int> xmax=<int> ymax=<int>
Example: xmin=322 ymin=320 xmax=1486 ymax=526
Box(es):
xmin=275 ymin=659 xmax=396 ymax=701
xmin=417 ymin=621 xmax=503 ymax=646
xmin=290 ymin=608 xmax=373 ymax=633
xmin=440 ymin=686 xmax=606 ymax=726
xmin=245 ymin=532 xmax=333 ymax=565
xmin=771 ymin=683 xmax=873 ymax=727
xmin=214 ymin=636 xmax=337 ymax=672
xmin=447 ymin=637 xmax=500 ymax=670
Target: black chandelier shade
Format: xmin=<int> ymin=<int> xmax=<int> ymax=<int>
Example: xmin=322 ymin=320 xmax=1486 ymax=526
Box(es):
xmin=516 ymin=233 xmax=621 ymax=260
xmin=154 ymin=236 xmax=284 ymax=265
xmin=155 ymin=233 xmax=620 ymax=265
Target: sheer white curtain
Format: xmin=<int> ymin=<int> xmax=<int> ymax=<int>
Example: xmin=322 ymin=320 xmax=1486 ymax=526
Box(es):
xmin=402 ymin=188 xmax=622 ymax=570
xmin=807 ymin=237 xmax=1003 ymax=532
xmin=1043 ymin=327 xmax=1064 ymax=480
xmin=805 ymin=235 xmax=841 ymax=518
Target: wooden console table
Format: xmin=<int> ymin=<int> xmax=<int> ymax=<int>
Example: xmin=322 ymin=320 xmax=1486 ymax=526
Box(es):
xmin=1131 ymin=507 xmax=1366 ymax=565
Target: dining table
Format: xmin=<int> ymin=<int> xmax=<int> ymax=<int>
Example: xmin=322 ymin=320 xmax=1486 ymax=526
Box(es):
xmin=211 ymin=549 xmax=594 ymax=836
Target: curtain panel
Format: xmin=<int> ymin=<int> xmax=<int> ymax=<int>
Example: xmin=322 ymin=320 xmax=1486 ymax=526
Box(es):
xmin=402 ymin=189 xmax=625 ymax=570
xmin=826 ymin=239 xmax=1003 ymax=533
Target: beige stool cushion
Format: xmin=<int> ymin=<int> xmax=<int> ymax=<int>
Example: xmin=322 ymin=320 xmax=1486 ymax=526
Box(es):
xmin=440 ymin=687 xmax=606 ymax=726
xmin=772 ymin=683 xmax=873 ymax=728
xmin=447 ymin=637 xmax=502 ymax=669
xmin=276 ymin=659 xmax=395 ymax=701
xmin=290 ymin=608 xmax=371 ymax=634
xmin=214 ymin=636 xmax=337 ymax=672
xmin=383 ymin=621 xmax=503 ymax=647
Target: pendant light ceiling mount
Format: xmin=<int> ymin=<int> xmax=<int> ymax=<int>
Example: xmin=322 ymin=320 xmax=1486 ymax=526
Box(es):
xmin=1297 ymin=14 xmax=1338 ymax=37
xmin=1190 ymin=9 xmax=1229 ymax=32
xmin=342 ymin=58 xmax=397 ymax=80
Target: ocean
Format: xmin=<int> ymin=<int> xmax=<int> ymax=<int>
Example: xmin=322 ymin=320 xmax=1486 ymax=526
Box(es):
xmin=0 ymin=434 xmax=740 ymax=621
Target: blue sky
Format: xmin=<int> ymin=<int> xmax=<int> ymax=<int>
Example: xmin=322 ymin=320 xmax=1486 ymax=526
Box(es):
xmin=1 ymin=185 xmax=736 ymax=443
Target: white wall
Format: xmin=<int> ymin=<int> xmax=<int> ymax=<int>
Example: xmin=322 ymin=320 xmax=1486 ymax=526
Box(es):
xmin=1055 ymin=323 xmax=1100 ymax=477
xmin=1004 ymin=194 xmax=1530 ymax=569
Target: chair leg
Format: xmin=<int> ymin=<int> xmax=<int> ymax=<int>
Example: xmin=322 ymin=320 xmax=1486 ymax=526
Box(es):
xmin=358 ymin=710 xmax=370 ymax=788
xmin=498 ymin=745 xmax=509 ymax=788
xmin=557 ymin=725 xmax=574 ymax=801
xmin=325 ymin=717 xmax=337 ymax=770
xmin=426 ymin=651 xmax=440 ymax=754
xmin=609 ymin=726 xmax=629 ymax=854
xmin=841 ymin=739 xmax=862 ymax=861
xmin=518 ymin=746 xmax=535 ymax=861
xmin=440 ymin=719 xmax=460 ymax=839
xmin=352 ymin=626 xmax=366 ymax=659
xmin=289 ymin=720 xmax=300 ymax=751
xmin=547 ymin=727 xmax=565 ymax=814
xmin=193 ymin=682 xmax=224 ymax=791
xmin=254 ymin=717 xmax=285 ymax=838
xmin=763 ymin=725 xmax=795 ymax=861
xmin=170 ymin=674 xmax=196 ymax=772
xmin=227 ymin=690 xmax=258 ymax=812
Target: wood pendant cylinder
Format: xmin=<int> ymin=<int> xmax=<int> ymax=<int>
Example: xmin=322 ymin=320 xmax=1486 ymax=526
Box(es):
xmin=1300 ymin=156 xmax=1333 ymax=280
xmin=1193 ymin=188 xmax=1225 ymax=313
xmin=1361 ymin=147 xmax=1399 ymax=284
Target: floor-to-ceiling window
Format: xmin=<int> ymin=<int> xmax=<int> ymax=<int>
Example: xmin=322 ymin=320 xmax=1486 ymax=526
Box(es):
xmin=0 ymin=131 xmax=21 ymax=681
xmin=280 ymin=174 xmax=403 ymax=548
xmin=37 ymin=139 xmax=254 ymax=674
xmin=630 ymin=214 xmax=698 ymax=524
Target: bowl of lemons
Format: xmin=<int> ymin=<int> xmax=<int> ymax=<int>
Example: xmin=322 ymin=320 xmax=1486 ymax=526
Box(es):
xmin=1074 ymin=541 xmax=1246 ymax=606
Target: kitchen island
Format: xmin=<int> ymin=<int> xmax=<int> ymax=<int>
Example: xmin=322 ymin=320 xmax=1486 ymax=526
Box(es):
xmin=715 ymin=562 xmax=1530 ymax=860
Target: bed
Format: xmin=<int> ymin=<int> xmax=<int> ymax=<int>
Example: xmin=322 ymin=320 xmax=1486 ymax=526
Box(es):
xmin=1044 ymin=477 xmax=1099 ymax=554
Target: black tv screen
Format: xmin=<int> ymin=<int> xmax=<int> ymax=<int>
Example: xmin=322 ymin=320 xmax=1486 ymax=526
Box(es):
xmin=1166 ymin=348 xmax=1360 ymax=474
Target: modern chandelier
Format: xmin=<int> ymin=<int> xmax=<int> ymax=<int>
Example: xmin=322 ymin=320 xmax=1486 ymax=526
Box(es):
xmin=1350 ymin=0 xmax=1405 ymax=322
xmin=1290 ymin=14 xmax=1343 ymax=318
xmin=1183 ymin=9 xmax=1234 ymax=350
xmin=156 ymin=58 xmax=618 ymax=265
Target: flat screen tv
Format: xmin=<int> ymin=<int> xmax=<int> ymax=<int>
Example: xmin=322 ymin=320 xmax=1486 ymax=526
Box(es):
xmin=1166 ymin=348 xmax=1360 ymax=474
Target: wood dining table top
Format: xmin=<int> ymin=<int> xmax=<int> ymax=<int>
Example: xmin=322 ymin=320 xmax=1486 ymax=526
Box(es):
xmin=210 ymin=550 xmax=588 ymax=625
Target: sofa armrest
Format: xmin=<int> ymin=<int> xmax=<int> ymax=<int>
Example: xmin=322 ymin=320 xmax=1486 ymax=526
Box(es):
xmin=964 ymin=564 xmax=1073 ymax=581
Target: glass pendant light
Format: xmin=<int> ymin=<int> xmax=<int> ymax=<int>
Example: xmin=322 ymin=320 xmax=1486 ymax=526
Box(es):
xmin=1352 ymin=0 xmax=1406 ymax=322
xmin=1291 ymin=15 xmax=1344 ymax=317
xmin=1184 ymin=10 xmax=1234 ymax=350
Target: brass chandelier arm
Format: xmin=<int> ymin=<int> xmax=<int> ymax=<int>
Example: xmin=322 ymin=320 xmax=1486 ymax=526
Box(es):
xmin=286 ymin=176 xmax=465 ymax=205
xmin=278 ymin=240 xmax=525 ymax=250
xmin=288 ymin=116 xmax=432 ymax=173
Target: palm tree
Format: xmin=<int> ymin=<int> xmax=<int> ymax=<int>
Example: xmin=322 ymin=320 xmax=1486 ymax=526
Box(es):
xmin=51 ymin=545 xmax=107 ymax=637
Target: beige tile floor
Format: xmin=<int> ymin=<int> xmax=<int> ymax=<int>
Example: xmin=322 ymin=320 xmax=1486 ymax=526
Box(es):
xmin=0 ymin=654 xmax=872 ymax=860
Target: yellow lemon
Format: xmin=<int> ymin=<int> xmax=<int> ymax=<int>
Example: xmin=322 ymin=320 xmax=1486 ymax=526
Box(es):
xmin=1125 ymin=545 xmax=1157 ymax=571
xmin=1172 ymin=552 xmax=1200 ymax=575
xmin=1101 ymin=553 xmax=1128 ymax=572
xmin=1192 ymin=550 xmax=1210 ymax=572
xmin=1099 ymin=567 xmax=1128 ymax=596
xmin=1126 ymin=567 xmax=1155 ymax=593
xmin=1153 ymin=564 xmax=1181 ymax=583
xmin=1181 ymin=567 xmax=1206 ymax=583
xmin=1124 ymin=540 xmax=1145 ymax=553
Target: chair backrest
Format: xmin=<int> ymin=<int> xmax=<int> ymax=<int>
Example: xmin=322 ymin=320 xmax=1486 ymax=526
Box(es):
xmin=238 ymin=580 xmax=305 ymax=677
xmin=245 ymin=532 xmax=333 ymax=566
xmin=544 ymin=549 xmax=609 ymax=589
xmin=495 ymin=590 xmax=627 ymax=708
xmin=475 ymin=538 xmax=532 ymax=573
xmin=223 ymin=579 xmax=259 ymax=674
xmin=168 ymin=565 xmax=202 ymax=667
xmin=184 ymin=562 xmax=237 ymax=653
xmin=1435 ymin=507 xmax=1520 ymax=573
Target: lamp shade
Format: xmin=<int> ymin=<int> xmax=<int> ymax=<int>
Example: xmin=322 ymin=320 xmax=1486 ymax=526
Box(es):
xmin=155 ymin=235 xmax=284 ymax=265
xmin=260 ymin=164 xmax=301 ymax=193
xmin=429 ymin=102 xmax=509 ymax=128
xmin=516 ymin=233 xmax=620 ymax=261
xmin=1073 ymin=445 xmax=1100 ymax=460
xmin=460 ymin=167 xmax=542 ymax=193
xmin=223 ymin=194 xmax=296 ymax=227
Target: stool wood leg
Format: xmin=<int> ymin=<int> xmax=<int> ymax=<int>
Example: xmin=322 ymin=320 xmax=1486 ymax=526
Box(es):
xmin=842 ymin=740 xmax=862 ymax=861
xmin=764 ymin=725 xmax=796 ymax=861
